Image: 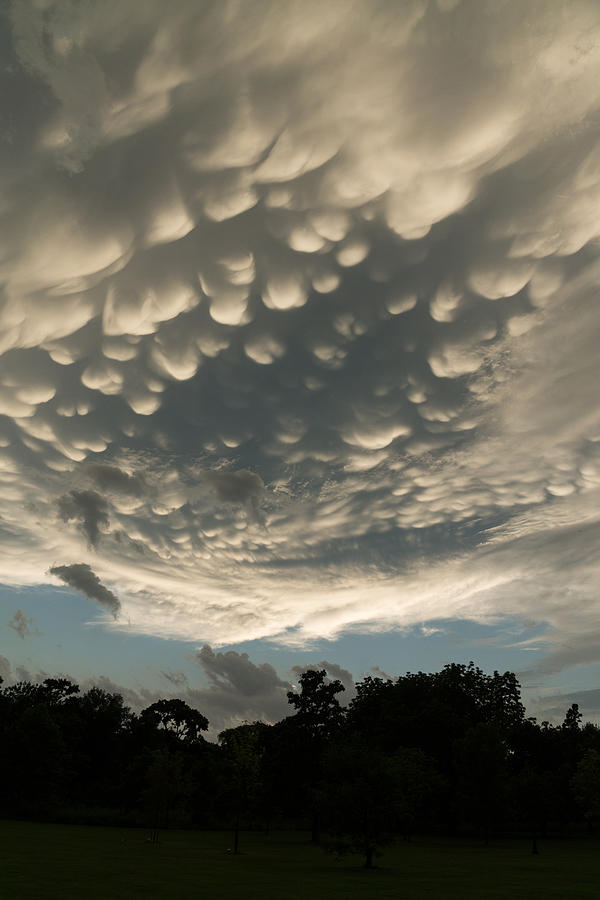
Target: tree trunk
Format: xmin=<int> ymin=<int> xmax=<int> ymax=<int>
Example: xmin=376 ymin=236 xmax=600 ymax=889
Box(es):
xmin=311 ymin=809 xmax=320 ymax=844
xmin=531 ymin=827 xmax=539 ymax=855
xmin=364 ymin=845 xmax=374 ymax=869
xmin=233 ymin=809 xmax=240 ymax=854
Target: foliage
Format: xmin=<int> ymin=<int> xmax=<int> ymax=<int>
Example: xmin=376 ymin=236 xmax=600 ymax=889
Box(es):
xmin=1 ymin=664 xmax=599 ymax=854
xmin=572 ymin=749 xmax=600 ymax=828
xmin=139 ymin=698 xmax=208 ymax=744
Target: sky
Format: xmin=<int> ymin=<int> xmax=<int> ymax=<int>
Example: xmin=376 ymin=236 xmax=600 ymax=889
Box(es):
xmin=1 ymin=0 xmax=600 ymax=736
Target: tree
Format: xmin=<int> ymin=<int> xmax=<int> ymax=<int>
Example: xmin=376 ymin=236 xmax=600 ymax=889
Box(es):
xmin=285 ymin=669 xmax=346 ymax=842
xmin=286 ymin=669 xmax=346 ymax=739
xmin=140 ymin=699 xmax=208 ymax=745
xmin=318 ymin=738 xmax=439 ymax=867
xmin=140 ymin=748 xmax=185 ymax=842
xmin=319 ymin=737 xmax=397 ymax=868
xmin=3 ymin=704 xmax=68 ymax=815
xmin=453 ymin=723 xmax=508 ymax=843
xmin=218 ymin=721 xmax=269 ymax=853
xmin=572 ymin=749 xmax=600 ymax=831
xmin=562 ymin=703 xmax=582 ymax=732
xmin=66 ymin=687 xmax=135 ymax=809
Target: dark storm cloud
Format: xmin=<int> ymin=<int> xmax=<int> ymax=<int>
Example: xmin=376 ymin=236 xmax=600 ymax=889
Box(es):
xmin=57 ymin=491 xmax=109 ymax=548
xmin=49 ymin=563 xmax=121 ymax=619
xmin=197 ymin=644 xmax=289 ymax=698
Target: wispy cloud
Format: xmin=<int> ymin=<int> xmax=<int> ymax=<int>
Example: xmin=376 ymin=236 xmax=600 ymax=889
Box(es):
xmin=8 ymin=610 xmax=39 ymax=640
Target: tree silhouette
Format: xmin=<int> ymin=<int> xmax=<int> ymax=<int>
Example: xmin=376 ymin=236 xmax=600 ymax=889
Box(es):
xmin=218 ymin=721 xmax=269 ymax=853
xmin=286 ymin=669 xmax=346 ymax=739
xmin=1 ymin=664 xmax=598 ymax=847
xmin=285 ymin=669 xmax=345 ymax=842
xmin=572 ymin=749 xmax=600 ymax=832
xmin=140 ymin=698 xmax=208 ymax=744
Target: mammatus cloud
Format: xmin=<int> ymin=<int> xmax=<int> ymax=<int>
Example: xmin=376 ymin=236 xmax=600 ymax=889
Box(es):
xmin=0 ymin=1 xmax=597 ymax=683
xmin=49 ymin=563 xmax=121 ymax=619
xmin=8 ymin=610 xmax=39 ymax=640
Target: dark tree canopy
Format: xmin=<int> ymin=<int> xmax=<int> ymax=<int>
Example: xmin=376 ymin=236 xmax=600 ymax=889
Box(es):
xmin=0 ymin=663 xmax=598 ymax=862
xmin=140 ymin=698 xmax=209 ymax=743
xmin=286 ymin=669 xmax=345 ymax=739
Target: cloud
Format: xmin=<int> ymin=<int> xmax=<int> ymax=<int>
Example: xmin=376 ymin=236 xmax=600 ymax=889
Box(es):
xmin=197 ymin=644 xmax=289 ymax=698
xmin=0 ymin=655 xmax=12 ymax=681
xmin=49 ymin=563 xmax=121 ymax=619
xmin=15 ymin=665 xmax=32 ymax=682
xmin=0 ymin=647 xmax=354 ymax=736
xmin=85 ymin=464 xmax=146 ymax=497
xmin=8 ymin=610 xmax=38 ymax=639
xmin=205 ymin=469 xmax=265 ymax=523
xmin=371 ymin=665 xmax=394 ymax=681
xmin=206 ymin=470 xmax=264 ymax=506
xmin=0 ymin=0 xmax=597 ymax=685
xmin=518 ymin=631 xmax=600 ymax=678
xmin=57 ymin=491 xmax=110 ymax=548
xmin=161 ymin=669 xmax=189 ymax=687
xmin=526 ymin=687 xmax=600 ymax=726
xmin=291 ymin=660 xmax=354 ymax=692
xmin=187 ymin=645 xmax=292 ymax=732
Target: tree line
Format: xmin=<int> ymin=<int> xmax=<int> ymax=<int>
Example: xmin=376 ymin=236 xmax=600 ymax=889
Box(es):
xmin=1 ymin=663 xmax=599 ymax=866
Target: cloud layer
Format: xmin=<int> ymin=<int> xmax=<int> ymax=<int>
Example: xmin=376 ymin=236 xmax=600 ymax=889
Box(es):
xmin=0 ymin=1 xmax=599 ymax=678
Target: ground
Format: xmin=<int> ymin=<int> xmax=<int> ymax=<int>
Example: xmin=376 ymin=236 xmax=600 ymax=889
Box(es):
xmin=1 ymin=821 xmax=598 ymax=899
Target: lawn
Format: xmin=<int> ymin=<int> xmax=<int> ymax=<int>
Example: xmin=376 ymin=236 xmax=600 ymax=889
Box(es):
xmin=1 ymin=820 xmax=598 ymax=899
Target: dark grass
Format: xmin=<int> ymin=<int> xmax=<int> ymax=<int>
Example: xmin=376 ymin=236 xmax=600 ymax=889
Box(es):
xmin=1 ymin=820 xmax=599 ymax=899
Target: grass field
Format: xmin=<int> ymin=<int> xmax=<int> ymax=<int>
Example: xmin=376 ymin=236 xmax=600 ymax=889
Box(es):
xmin=1 ymin=820 xmax=599 ymax=899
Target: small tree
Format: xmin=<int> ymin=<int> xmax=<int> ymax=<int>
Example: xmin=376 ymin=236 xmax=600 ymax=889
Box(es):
xmin=286 ymin=669 xmax=345 ymax=842
xmin=572 ymin=749 xmax=600 ymax=831
xmin=140 ymin=748 xmax=185 ymax=842
xmin=318 ymin=737 xmax=403 ymax=868
xmin=287 ymin=669 xmax=346 ymax=739
xmin=453 ymin=723 xmax=508 ymax=843
xmin=140 ymin=699 xmax=208 ymax=744
xmin=218 ymin=721 xmax=269 ymax=853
